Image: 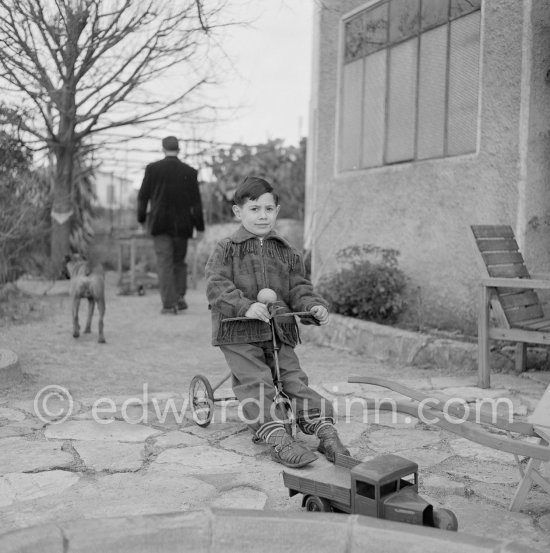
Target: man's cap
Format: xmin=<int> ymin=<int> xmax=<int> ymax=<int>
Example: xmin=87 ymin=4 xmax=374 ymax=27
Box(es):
xmin=162 ymin=136 xmax=179 ymax=151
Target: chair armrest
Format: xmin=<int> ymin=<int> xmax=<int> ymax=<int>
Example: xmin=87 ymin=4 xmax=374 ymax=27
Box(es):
xmin=481 ymin=277 xmax=550 ymax=290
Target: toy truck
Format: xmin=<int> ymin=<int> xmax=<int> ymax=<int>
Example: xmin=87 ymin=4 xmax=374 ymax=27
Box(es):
xmin=283 ymin=453 xmax=458 ymax=531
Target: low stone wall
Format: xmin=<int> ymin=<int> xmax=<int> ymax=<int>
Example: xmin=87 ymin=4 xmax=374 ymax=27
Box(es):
xmin=0 ymin=508 xmax=537 ymax=553
xmin=300 ymin=314 xmax=479 ymax=372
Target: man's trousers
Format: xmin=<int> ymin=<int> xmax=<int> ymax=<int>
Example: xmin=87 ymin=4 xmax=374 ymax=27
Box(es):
xmin=153 ymin=235 xmax=188 ymax=309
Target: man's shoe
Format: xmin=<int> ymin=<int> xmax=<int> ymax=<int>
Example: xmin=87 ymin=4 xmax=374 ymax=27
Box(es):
xmin=177 ymin=296 xmax=188 ymax=310
xmin=316 ymin=425 xmax=350 ymax=462
xmin=161 ymin=306 xmax=178 ymax=314
xmin=270 ymin=435 xmax=318 ymax=468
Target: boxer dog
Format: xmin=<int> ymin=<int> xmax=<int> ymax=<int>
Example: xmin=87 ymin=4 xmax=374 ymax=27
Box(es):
xmin=64 ymin=254 xmax=106 ymax=343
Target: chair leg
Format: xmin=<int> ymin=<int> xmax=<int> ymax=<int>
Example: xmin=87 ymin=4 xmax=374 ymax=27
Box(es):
xmin=509 ymin=458 xmax=538 ymax=511
xmin=509 ymin=435 xmax=550 ymax=511
xmin=515 ymin=342 xmax=527 ymax=374
xmin=478 ymin=285 xmax=491 ymax=389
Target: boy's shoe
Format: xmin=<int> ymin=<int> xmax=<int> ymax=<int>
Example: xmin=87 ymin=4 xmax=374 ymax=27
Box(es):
xmin=316 ymin=425 xmax=350 ymax=462
xmin=270 ymin=434 xmax=318 ymax=468
xmin=161 ymin=306 xmax=178 ymax=315
xmin=177 ymin=296 xmax=188 ymax=310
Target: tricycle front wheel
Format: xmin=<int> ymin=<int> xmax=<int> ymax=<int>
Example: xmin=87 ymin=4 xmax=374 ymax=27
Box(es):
xmin=189 ymin=374 xmax=214 ymax=427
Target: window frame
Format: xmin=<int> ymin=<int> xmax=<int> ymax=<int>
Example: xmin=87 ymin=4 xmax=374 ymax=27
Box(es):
xmin=335 ymin=0 xmax=482 ymax=175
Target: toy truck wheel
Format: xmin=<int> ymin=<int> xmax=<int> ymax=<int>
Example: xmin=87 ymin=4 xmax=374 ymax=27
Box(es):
xmin=304 ymin=495 xmax=332 ymax=512
xmin=189 ymin=375 xmax=214 ymax=427
xmin=433 ymin=508 xmax=458 ymax=531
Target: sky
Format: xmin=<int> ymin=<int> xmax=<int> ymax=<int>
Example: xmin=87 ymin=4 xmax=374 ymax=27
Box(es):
xmin=107 ymin=0 xmax=315 ymax=187
xmin=208 ymin=0 xmax=314 ymax=146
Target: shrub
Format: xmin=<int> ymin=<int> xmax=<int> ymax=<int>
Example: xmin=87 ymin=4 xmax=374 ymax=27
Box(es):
xmin=317 ymin=244 xmax=407 ymax=324
xmin=0 ymin=129 xmax=50 ymax=283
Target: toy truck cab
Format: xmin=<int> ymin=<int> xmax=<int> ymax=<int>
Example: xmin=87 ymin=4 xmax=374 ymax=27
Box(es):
xmin=351 ymin=454 xmax=427 ymax=525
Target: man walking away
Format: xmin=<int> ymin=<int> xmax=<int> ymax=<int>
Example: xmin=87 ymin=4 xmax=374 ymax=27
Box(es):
xmin=137 ymin=136 xmax=205 ymax=314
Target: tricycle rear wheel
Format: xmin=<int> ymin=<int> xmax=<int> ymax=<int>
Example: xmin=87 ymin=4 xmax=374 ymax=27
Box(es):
xmin=304 ymin=495 xmax=332 ymax=512
xmin=189 ymin=374 xmax=214 ymax=427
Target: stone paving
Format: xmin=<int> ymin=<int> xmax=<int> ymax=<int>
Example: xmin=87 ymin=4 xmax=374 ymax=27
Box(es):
xmin=0 ymin=275 xmax=549 ymax=551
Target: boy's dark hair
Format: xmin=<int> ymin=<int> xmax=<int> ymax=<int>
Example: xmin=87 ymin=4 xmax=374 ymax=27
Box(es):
xmin=233 ymin=176 xmax=279 ymax=206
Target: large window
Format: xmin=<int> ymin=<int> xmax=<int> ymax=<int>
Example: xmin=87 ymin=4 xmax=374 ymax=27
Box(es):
xmin=339 ymin=0 xmax=481 ymax=171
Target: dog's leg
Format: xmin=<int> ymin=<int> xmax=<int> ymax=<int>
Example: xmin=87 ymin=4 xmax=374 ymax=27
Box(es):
xmin=85 ymin=298 xmax=94 ymax=333
xmin=72 ymin=296 xmax=81 ymax=338
xmin=97 ymin=298 xmax=106 ymax=344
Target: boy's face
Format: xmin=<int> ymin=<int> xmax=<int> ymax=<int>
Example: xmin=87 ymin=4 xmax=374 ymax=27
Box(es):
xmin=232 ymin=192 xmax=280 ymax=237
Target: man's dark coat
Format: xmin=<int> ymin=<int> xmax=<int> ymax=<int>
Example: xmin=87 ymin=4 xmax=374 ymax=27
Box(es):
xmin=137 ymin=157 xmax=205 ymax=237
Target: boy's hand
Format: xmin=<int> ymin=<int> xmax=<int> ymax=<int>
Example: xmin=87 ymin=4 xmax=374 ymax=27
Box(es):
xmin=245 ymin=302 xmax=271 ymax=323
xmin=310 ymin=305 xmax=329 ymax=325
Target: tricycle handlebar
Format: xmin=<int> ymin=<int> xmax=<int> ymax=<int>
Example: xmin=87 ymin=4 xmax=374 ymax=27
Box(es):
xmin=221 ymin=311 xmax=313 ymax=323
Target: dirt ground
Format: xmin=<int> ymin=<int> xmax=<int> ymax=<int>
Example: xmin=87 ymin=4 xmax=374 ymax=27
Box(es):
xmin=1 ymin=272 xmax=446 ymax=404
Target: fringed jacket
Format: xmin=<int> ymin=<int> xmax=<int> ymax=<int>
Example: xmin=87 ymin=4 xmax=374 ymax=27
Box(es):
xmin=205 ymin=226 xmax=329 ymax=347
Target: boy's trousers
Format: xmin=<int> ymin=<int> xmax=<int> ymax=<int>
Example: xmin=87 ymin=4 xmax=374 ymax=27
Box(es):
xmin=220 ymin=340 xmax=334 ymax=432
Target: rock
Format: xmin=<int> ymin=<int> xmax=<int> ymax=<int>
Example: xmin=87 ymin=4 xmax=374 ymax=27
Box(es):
xmin=448 ymin=437 xmax=516 ymax=465
xmin=219 ymin=433 xmax=269 ymax=457
xmin=404 ymin=449 xmax=453 ymax=469
xmin=73 ymin=441 xmax=144 ymax=471
xmin=44 ymin=420 xmax=162 ymax=442
xmin=0 ymin=349 xmax=22 ymax=388
xmin=368 ymin=427 xmax=442 ymax=453
xmin=152 ymin=446 xmax=243 ymax=474
xmin=211 ymin=486 xmax=268 ymax=510
xmin=185 ymin=422 xmax=247 ymax=441
xmin=0 ymin=437 xmax=74 ymax=474
xmin=439 ymin=456 xmax=520 ymax=484
xmin=15 ymin=278 xmax=70 ymax=296
xmin=441 ymin=495 xmax=546 ymax=551
xmin=0 ymin=408 xmax=26 ymax=424
xmin=439 ymin=386 xmax=509 ymax=401
xmin=153 ymin=431 xmax=207 ymax=449
xmin=0 ymin=471 xmax=79 ymax=506
xmin=538 ymin=512 xmax=550 ymax=533
xmin=0 ymin=427 xmax=33 ymax=438
xmin=421 ymin=475 xmax=466 ymax=496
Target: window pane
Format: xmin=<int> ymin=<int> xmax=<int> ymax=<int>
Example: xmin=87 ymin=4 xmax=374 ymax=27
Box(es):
xmin=448 ymin=11 xmax=480 ymax=155
xmin=421 ymin=0 xmax=449 ymax=30
xmin=386 ymin=38 xmax=417 ymax=163
xmin=417 ymin=25 xmax=447 ymax=159
xmin=345 ymin=2 xmax=388 ymax=63
xmin=362 ymin=50 xmax=387 ymax=168
xmin=389 ymin=0 xmax=420 ymax=43
xmin=340 ymin=59 xmax=364 ymax=171
xmin=450 ymin=0 xmax=481 ymax=19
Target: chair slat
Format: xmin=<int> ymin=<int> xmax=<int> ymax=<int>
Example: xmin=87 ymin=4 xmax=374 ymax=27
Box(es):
xmin=506 ymin=304 xmax=545 ymax=324
xmin=482 ymin=252 xmax=525 ymax=265
xmin=476 ymin=238 xmax=519 ymax=253
xmin=517 ymin=318 xmax=550 ymax=330
xmin=487 ymin=265 xmax=530 ymax=278
xmin=471 ymin=225 xmax=515 ymax=239
xmin=499 ymin=290 xmax=540 ymax=309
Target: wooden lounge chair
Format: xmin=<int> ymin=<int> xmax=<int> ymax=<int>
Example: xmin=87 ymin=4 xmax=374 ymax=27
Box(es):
xmin=469 ymin=224 xmax=550 ymax=388
xmin=348 ymin=375 xmax=550 ymax=512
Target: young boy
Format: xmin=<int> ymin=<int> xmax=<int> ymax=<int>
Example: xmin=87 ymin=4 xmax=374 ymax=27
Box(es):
xmin=205 ymin=176 xmax=350 ymax=468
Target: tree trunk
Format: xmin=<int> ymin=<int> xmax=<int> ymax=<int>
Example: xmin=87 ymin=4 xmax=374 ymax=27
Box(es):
xmin=50 ymin=145 xmax=74 ymax=276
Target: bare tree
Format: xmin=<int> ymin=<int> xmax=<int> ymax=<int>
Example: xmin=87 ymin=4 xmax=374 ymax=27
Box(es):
xmin=0 ymin=0 xmax=228 ymax=272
